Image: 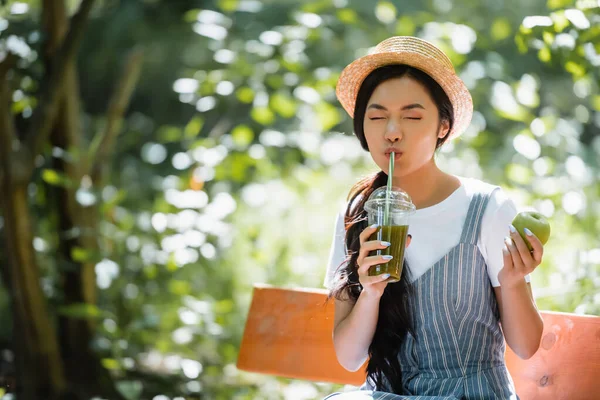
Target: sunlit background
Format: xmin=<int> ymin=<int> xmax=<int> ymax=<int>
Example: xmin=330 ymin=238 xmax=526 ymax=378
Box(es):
xmin=0 ymin=0 xmax=599 ymax=399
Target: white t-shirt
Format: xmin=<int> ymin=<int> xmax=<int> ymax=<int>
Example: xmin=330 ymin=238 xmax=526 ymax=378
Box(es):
xmin=324 ymin=176 xmax=530 ymax=290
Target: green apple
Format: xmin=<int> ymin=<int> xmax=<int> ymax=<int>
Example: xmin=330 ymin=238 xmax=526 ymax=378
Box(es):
xmin=511 ymin=211 xmax=551 ymax=251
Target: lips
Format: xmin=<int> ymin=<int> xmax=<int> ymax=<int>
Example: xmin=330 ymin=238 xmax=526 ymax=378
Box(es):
xmin=384 ymin=149 xmax=402 ymax=160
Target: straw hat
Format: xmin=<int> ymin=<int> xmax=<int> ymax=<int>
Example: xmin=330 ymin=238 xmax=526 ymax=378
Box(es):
xmin=336 ymin=36 xmax=473 ymax=139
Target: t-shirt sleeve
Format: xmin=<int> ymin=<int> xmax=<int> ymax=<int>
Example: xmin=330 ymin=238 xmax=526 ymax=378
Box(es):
xmin=480 ymin=187 xmax=531 ymax=287
xmin=323 ymin=210 xmax=347 ymax=290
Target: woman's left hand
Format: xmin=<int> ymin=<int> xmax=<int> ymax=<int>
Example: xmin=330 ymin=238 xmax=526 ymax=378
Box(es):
xmin=498 ymin=225 xmax=544 ymax=289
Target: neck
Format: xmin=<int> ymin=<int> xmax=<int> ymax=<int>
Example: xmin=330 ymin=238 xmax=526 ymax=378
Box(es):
xmin=392 ymin=160 xmax=456 ymax=209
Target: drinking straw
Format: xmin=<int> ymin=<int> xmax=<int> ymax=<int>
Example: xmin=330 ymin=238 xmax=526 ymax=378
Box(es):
xmin=384 ymin=152 xmax=394 ymax=226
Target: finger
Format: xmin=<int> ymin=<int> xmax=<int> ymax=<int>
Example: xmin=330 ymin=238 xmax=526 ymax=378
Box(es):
xmin=357 ymin=255 xmax=393 ymax=276
xmin=509 ymin=225 xmax=534 ymax=268
xmin=360 ymin=239 xmax=392 ymax=254
xmin=359 ymin=224 xmax=380 ymax=246
xmin=523 ymin=228 xmax=544 ymax=264
xmin=357 ymin=239 xmax=391 ymax=267
xmin=504 ymin=236 xmax=525 ymax=272
xmin=501 ymin=243 xmax=513 ymax=270
xmin=361 ymin=273 xmax=391 ymax=286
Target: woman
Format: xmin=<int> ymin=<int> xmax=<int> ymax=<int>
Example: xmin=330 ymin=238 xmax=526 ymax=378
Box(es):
xmin=323 ymin=36 xmax=544 ymax=399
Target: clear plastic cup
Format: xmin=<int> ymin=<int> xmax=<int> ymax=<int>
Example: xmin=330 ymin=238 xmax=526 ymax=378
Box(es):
xmin=364 ymin=186 xmax=416 ymax=282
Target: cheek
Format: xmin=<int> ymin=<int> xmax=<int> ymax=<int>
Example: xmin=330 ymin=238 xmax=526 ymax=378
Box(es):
xmin=363 ymin=119 xmax=377 ymax=133
xmin=363 ymin=122 xmax=379 ymax=142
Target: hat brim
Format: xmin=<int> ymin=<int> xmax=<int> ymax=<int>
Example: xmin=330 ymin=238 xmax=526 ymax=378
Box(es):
xmin=336 ymin=52 xmax=473 ymax=139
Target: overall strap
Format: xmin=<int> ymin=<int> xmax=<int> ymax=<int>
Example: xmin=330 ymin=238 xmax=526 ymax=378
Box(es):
xmin=459 ymin=189 xmax=493 ymax=245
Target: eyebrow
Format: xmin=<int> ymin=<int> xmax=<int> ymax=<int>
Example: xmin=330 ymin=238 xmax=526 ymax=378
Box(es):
xmin=367 ymin=103 xmax=425 ymax=111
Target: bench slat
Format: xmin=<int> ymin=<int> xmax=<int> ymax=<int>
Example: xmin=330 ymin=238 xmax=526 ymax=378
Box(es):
xmin=237 ymin=285 xmax=364 ymax=384
xmin=504 ymin=310 xmax=600 ymax=399
xmin=237 ymin=285 xmax=600 ymax=399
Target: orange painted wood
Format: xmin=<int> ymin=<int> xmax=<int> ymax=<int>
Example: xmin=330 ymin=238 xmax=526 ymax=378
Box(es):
xmin=504 ymin=310 xmax=600 ymax=400
xmin=237 ymin=284 xmax=366 ymax=385
xmin=237 ymin=285 xmax=600 ymax=399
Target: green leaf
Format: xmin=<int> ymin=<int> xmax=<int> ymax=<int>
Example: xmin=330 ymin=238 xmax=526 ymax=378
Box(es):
xmin=236 ymin=87 xmax=255 ymax=103
xmin=271 ymin=92 xmax=297 ymax=118
xmin=315 ymin=101 xmax=341 ymax=131
xmin=538 ymin=46 xmax=552 ymax=63
xmin=41 ymin=169 xmax=72 ymax=188
xmin=231 ymin=125 xmax=255 ymax=148
xmin=491 ymin=18 xmax=512 ymax=41
xmin=251 ymin=107 xmax=276 ymax=125
xmin=231 ymin=155 xmax=250 ymax=182
xmin=144 ymin=264 xmax=158 ymax=279
xmin=71 ymin=246 xmax=100 ymax=263
xmin=547 ymin=0 xmax=574 ymax=10
xmin=184 ymin=116 xmax=204 ymax=139
xmin=591 ymin=96 xmax=600 ymax=111
xmin=156 ymin=339 xmax=170 ymax=353
xmin=217 ymin=0 xmax=238 ymax=13
xmin=215 ymin=299 xmax=234 ymax=314
xmin=158 ymin=125 xmax=183 ymax=143
xmin=515 ymin=34 xmax=528 ymax=54
xmin=101 ymin=358 xmax=120 ymax=370
xmin=58 ymin=303 xmax=104 ymax=320
xmin=337 ymin=9 xmax=358 ymax=24
xmin=552 ymin=12 xmax=570 ymax=33
xmin=266 ymin=74 xmax=284 ymax=89
xmin=565 ymin=61 xmax=586 ymax=78
xmin=169 ymin=280 xmax=191 ymax=295
xmin=183 ymin=9 xmax=200 ymax=23
xmin=396 ymin=16 xmax=416 ymax=36
xmin=166 ymin=253 xmax=178 ymax=272
xmin=497 ymin=106 xmax=531 ymax=122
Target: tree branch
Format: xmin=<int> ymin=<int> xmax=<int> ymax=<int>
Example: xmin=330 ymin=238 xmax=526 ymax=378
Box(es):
xmin=0 ymin=69 xmax=15 ymax=166
xmin=0 ymin=52 xmax=17 ymax=77
xmin=0 ymin=53 xmax=25 ymax=185
xmin=22 ymin=0 xmax=96 ymax=177
xmin=89 ymin=47 xmax=144 ymax=183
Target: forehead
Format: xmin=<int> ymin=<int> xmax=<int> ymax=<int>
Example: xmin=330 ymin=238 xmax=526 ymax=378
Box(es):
xmin=368 ymin=76 xmax=433 ymax=107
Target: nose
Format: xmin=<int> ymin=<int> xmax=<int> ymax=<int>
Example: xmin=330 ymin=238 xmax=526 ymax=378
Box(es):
xmin=383 ymin=119 xmax=402 ymax=143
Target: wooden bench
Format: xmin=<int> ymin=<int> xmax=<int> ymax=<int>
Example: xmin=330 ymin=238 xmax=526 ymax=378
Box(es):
xmin=237 ymin=284 xmax=600 ymax=399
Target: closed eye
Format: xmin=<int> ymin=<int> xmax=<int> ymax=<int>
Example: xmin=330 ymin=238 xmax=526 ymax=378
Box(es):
xmin=369 ymin=117 xmax=386 ymax=120
xmin=405 ymin=117 xmax=421 ymax=120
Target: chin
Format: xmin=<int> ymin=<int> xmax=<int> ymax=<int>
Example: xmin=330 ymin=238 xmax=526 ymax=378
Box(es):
xmin=371 ymin=156 xmax=388 ymax=173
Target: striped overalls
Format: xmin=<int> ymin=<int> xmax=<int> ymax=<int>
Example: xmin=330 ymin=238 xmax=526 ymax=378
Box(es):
xmin=325 ymin=189 xmax=519 ymax=400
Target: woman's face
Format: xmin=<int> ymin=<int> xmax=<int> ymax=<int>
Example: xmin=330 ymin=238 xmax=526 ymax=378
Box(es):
xmin=363 ymin=76 xmax=449 ymax=177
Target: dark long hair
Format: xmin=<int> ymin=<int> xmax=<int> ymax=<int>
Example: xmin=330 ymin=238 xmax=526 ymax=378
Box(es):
xmin=329 ymin=65 xmax=454 ymax=393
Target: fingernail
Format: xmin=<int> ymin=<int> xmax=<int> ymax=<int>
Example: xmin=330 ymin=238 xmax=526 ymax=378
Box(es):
xmin=382 ymin=274 xmax=390 ymax=279
xmin=502 ymin=245 xmax=509 ymax=255
xmin=381 ymin=241 xmax=391 ymax=247
xmin=524 ymin=228 xmax=533 ymax=236
xmin=370 ymin=224 xmax=379 ymax=229
xmin=509 ymin=224 xmax=517 ymax=234
xmin=504 ymin=237 xmax=513 ymax=246
xmin=382 ymin=255 xmax=393 ymax=260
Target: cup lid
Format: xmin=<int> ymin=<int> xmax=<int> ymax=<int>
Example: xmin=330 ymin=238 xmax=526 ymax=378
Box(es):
xmin=364 ymin=186 xmax=416 ymax=213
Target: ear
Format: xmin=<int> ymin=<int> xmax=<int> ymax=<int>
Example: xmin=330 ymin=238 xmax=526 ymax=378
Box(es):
xmin=438 ymin=119 xmax=450 ymax=139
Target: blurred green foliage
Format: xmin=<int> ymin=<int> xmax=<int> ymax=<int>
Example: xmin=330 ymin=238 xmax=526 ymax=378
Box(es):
xmin=0 ymin=0 xmax=598 ymax=398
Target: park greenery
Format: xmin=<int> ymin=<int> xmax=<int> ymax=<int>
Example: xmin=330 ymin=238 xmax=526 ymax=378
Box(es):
xmin=0 ymin=0 xmax=598 ymax=399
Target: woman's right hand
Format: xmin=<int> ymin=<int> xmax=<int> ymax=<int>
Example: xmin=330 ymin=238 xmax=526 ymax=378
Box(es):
xmin=357 ymin=224 xmax=411 ymax=298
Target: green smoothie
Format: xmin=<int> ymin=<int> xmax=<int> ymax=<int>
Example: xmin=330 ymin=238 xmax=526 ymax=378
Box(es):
xmin=367 ymin=225 xmax=409 ymax=282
